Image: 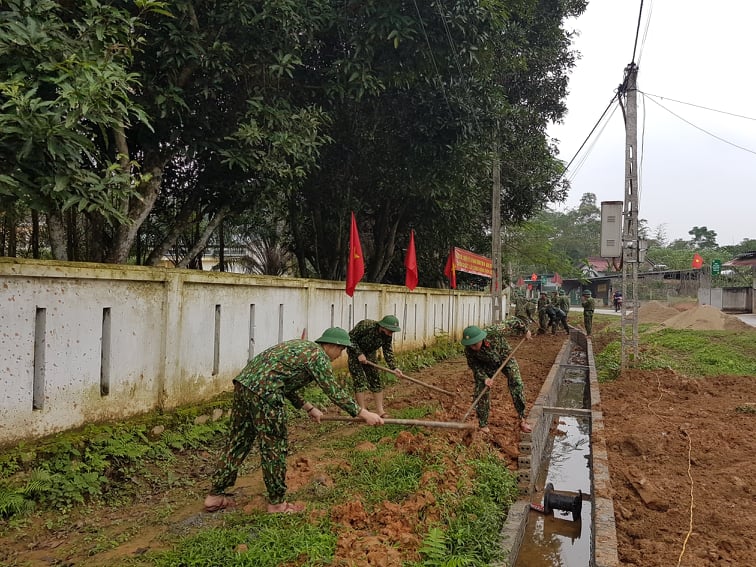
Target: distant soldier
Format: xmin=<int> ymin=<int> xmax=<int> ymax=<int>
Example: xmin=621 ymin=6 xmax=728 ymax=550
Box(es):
xmin=513 ymin=290 xmax=529 ymax=324
xmin=557 ymin=289 xmax=570 ymax=315
xmin=537 ymin=292 xmax=550 ymax=334
xmin=525 ymin=298 xmax=537 ymax=324
xmin=581 ymin=290 xmax=595 ymax=336
xmin=545 ymin=304 xmax=570 ymax=335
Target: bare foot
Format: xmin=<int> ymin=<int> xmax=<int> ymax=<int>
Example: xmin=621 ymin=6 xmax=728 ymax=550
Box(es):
xmin=267 ymin=501 xmax=305 ymax=514
xmin=520 ymin=420 xmax=532 ymax=433
xmin=204 ymin=494 xmax=236 ymax=513
xmin=479 ymin=426 xmax=490 ymax=433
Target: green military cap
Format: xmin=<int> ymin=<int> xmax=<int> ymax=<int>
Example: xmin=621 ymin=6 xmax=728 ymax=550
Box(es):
xmin=581 ymin=289 xmax=592 ymax=296
xmin=461 ymin=325 xmax=487 ymax=346
xmin=378 ymin=314 xmax=401 ymax=332
xmin=315 ymin=327 xmax=353 ymax=346
xmin=558 ymin=290 xmax=565 ymax=295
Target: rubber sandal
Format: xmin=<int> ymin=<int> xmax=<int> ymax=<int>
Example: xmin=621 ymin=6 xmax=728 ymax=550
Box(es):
xmin=204 ymin=495 xmax=236 ymax=513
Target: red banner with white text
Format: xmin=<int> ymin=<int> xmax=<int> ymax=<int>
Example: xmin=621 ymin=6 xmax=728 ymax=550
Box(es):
xmin=448 ymin=247 xmax=492 ymax=278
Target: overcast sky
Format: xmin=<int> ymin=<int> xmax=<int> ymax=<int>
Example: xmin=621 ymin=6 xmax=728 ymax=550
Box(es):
xmin=548 ymin=0 xmax=756 ymax=246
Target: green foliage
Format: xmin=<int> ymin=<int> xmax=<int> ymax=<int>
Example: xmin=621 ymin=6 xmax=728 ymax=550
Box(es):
xmin=416 ymin=527 xmax=477 ymax=567
xmin=0 ymin=411 xmax=228 ymax=519
xmin=417 ymin=452 xmax=517 ymax=566
xmin=595 ymin=340 xmax=622 ymax=383
xmin=396 ymin=336 xmax=464 ymax=371
xmin=148 ymin=514 xmax=336 ymax=567
xmin=334 ymin=445 xmax=424 ymax=507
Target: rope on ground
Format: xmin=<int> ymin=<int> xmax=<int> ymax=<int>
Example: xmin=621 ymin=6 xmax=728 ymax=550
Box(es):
xmin=646 ymin=373 xmax=695 ymax=567
xmin=677 ymin=431 xmax=694 ymax=567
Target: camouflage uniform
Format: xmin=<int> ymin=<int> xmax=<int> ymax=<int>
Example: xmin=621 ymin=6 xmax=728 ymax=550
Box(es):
xmin=525 ymin=299 xmax=537 ymax=323
xmin=557 ymin=292 xmax=570 ymax=314
xmin=210 ymin=340 xmax=361 ymax=504
xmin=513 ymin=294 xmax=529 ymax=323
xmin=504 ymin=316 xmax=529 ymax=336
xmin=581 ymin=294 xmax=596 ymax=335
xmin=347 ymin=319 xmax=397 ymax=393
xmin=537 ymin=294 xmax=550 ymax=334
xmin=463 ymin=322 xmax=527 ymax=428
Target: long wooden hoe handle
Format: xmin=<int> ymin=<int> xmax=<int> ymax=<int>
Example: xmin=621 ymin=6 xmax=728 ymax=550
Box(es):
xmin=364 ymin=360 xmax=454 ymax=396
xmin=460 ymin=334 xmax=529 ymax=423
xmin=320 ymin=416 xmax=475 ymax=430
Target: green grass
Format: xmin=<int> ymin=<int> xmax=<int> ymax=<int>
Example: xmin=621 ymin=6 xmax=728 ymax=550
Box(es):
xmin=143 ymin=513 xmax=337 ymax=567
xmin=594 ymin=325 xmax=756 ymax=382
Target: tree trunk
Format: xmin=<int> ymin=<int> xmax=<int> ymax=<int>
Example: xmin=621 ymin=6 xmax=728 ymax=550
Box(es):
xmin=144 ymin=194 xmax=201 ymax=266
xmin=47 ymin=211 xmax=68 ymax=260
xmin=106 ymin=163 xmax=165 ymax=264
xmin=31 ymin=209 xmax=40 ymax=258
xmin=176 ymin=206 xmax=230 ymax=269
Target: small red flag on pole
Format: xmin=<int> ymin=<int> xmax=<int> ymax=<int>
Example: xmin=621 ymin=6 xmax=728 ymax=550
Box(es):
xmin=346 ymin=212 xmax=365 ymax=297
xmin=691 ymin=253 xmax=704 ymax=269
xmin=404 ymin=229 xmax=418 ymax=291
xmin=443 ymin=248 xmax=457 ymax=289
xmin=516 ymin=277 xmax=524 ymax=287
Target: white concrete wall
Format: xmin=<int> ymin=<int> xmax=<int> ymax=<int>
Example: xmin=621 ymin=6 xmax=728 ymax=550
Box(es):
xmin=0 ymin=258 xmax=495 ymax=446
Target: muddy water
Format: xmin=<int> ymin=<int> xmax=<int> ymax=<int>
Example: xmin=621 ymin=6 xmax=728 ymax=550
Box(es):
xmin=514 ymin=364 xmax=592 ymax=566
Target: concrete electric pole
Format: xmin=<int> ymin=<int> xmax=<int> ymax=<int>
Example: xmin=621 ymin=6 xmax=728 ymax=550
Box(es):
xmin=621 ymin=63 xmax=640 ymax=367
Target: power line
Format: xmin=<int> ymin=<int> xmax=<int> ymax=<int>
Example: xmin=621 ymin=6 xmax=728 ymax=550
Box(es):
xmin=630 ymin=0 xmax=645 ymax=64
xmin=643 ymin=95 xmax=756 ymax=156
xmin=558 ymin=94 xmax=620 ymax=182
xmin=641 ymin=91 xmax=756 ymax=121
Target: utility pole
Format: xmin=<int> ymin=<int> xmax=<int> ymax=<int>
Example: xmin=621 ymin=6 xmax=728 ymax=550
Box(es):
xmin=621 ymin=63 xmax=640 ymax=367
xmin=492 ymin=147 xmax=503 ymax=323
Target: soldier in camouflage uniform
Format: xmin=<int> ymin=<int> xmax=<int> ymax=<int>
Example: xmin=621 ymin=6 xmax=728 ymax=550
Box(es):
xmin=537 ymin=292 xmax=550 ymax=334
xmin=581 ymin=289 xmax=596 ymax=336
xmin=461 ymin=323 xmax=532 ymax=434
xmin=513 ymin=290 xmax=529 ymax=324
xmin=557 ymin=289 xmax=570 ymax=315
xmin=525 ymin=297 xmax=537 ymax=323
xmin=348 ymin=315 xmax=405 ymax=418
xmin=204 ymin=328 xmax=383 ymax=514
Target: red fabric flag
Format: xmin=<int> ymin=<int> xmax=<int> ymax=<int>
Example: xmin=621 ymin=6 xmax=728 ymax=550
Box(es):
xmin=404 ymin=229 xmax=418 ymax=291
xmin=443 ymin=248 xmax=457 ymax=289
xmin=553 ymin=272 xmax=563 ymax=285
xmin=531 ymin=273 xmax=538 ymax=281
xmin=346 ymin=212 xmax=365 ymax=297
xmin=517 ymin=277 xmax=524 ymax=287
xmin=691 ymin=253 xmax=704 ymax=269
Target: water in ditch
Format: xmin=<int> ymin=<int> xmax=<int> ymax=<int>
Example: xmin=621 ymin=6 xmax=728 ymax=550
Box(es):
xmin=514 ymin=367 xmax=592 ymax=567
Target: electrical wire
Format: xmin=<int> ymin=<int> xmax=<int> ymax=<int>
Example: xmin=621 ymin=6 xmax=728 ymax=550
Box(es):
xmin=635 ymin=0 xmax=654 ymax=65
xmin=630 ymin=0 xmax=645 ymax=64
xmin=643 ymin=95 xmax=756 ymax=156
xmin=557 ymin=94 xmax=620 ymax=183
xmin=565 ymin=103 xmax=620 ymax=185
xmin=641 ymin=91 xmax=756 ymax=121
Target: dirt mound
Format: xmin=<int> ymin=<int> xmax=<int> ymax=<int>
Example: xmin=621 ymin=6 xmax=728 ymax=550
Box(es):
xmin=637 ymin=300 xmax=679 ymax=324
xmin=661 ymin=304 xmax=753 ymax=331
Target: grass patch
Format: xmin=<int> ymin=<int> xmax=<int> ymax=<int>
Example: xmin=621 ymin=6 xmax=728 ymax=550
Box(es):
xmin=143 ymin=513 xmax=336 ymax=567
xmin=593 ymin=322 xmax=756 ymax=382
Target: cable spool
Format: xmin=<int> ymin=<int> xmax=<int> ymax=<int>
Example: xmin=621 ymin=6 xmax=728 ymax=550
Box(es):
xmin=543 ymin=482 xmax=583 ymax=522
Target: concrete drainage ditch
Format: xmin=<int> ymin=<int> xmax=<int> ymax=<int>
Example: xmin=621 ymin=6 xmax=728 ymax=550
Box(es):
xmin=495 ymin=330 xmax=620 ymax=567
